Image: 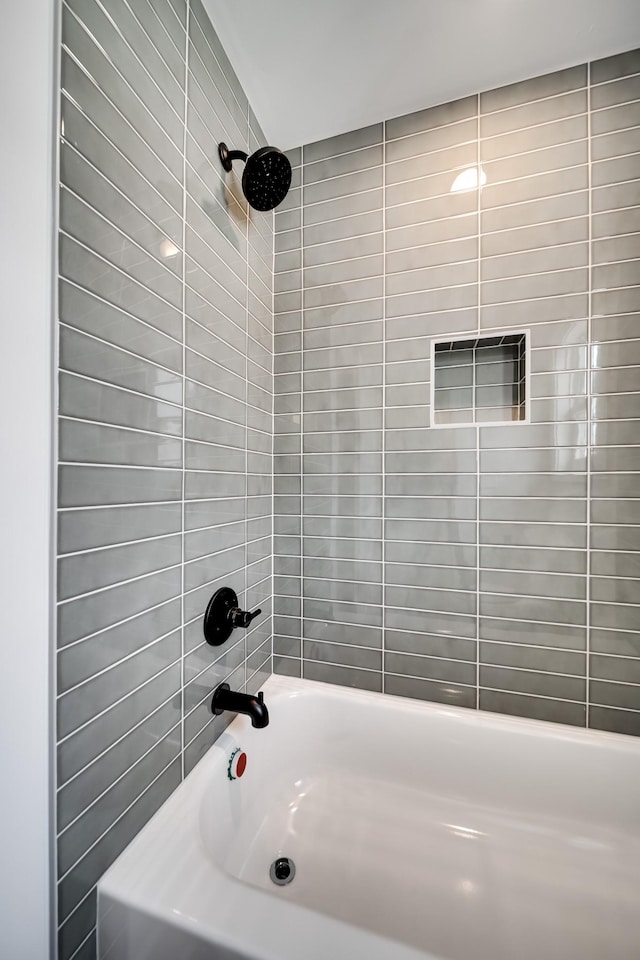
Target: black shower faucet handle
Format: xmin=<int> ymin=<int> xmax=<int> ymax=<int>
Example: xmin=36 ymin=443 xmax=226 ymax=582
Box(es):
xmin=229 ymin=606 xmax=262 ymax=629
xmin=203 ymin=587 xmax=263 ymax=646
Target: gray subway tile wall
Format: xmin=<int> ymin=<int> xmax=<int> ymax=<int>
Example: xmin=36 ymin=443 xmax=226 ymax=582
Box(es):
xmin=274 ymin=49 xmax=640 ymax=735
xmin=56 ymin=1 xmax=272 ymax=957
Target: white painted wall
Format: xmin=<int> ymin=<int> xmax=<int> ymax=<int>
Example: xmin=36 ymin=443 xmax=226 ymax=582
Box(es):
xmin=205 ymin=0 xmax=640 ymax=147
xmin=0 ymin=1 xmax=55 ymax=957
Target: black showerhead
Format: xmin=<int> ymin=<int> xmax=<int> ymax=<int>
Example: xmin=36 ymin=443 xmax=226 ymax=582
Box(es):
xmin=218 ymin=142 xmax=292 ymax=212
xmin=243 ymin=146 xmax=292 ymax=212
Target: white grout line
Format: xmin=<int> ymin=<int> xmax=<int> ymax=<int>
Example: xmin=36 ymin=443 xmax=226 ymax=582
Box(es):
xmin=60 ymin=49 xmax=182 ymax=197
xmin=276 ymin=235 xmax=606 ymax=278
xmin=68 ymin=930 xmax=95 ymax=960
xmin=247 ymin=652 xmax=272 ymax=688
xmin=299 ymin=145 xmax=305 ymax=680
xmin=275 ymin=341 xmax=591 ymax=369
xmin=184 ymin=202 xmax=251 ymax=289
xmin=57 ymin=720 xmax=181 ymax=838
xmin=186 ymin=49 xmax=246 ymax=152
xmin=283 ymin=653 xmax=592 ymax=699
xmin=60 ymin=140 xmax=183 ymax=256
xmin=56 ymin=560 xmax=182 ymax=607
xmin=60 ymin=87 xmax=182 ymax=212
xmin=94 ymin=0 xmax=186 ymax=113
xmin=277 ymin=263 xmax=600 ymax=300
xmin=382 ymin=119 xmax=387 ymax=693
xmin=56 ymin=660 xmax=180 ymax=755
xmin=58 ymin=498 xmax=183 ymax=515
xmin=187 ymin=1 xmax=247 ymax=122
xmin=276 ymin=219 xmax=640 ymax=268
xmin=389 ymin=158 xmax=591 ymax=197
xmin=320 ymin=645 xmax=587 ymax=680
xmin=245 ymin=96 xmax=251 ymax=693
xmin=58 ymin=365 xmax=274 ymax=429
xmin=57 ymin=626 xmax=181 ymax=697
xmin=56 ymin=596 xmax=178 ymax=654
xmin=59 ymin=230 xmax=183 ymax=317
xmin=303 ymin=178 xmax=586 ymax=218
xmin=476 ymin=91 xmax=482 ymax=709
xmin=304 ymin=158 xmax=383 ymax=190
xmin=179 ymin=1 xmax=190 ymax=784
xmin=126 ymin=0 xmax=185 ymax=60
xmin=183 ymin=709 xmax=219 ymax=753
xmin=586 ymin=60 xmax=593 ymax=728
xmin=284 ymin=580 xmax=598 ymax=602
xmin=183 ymin=144 xmax=247 ymax=239
xmin=58 ymin=281 xmax=183 ymax=351
xmin=63 ymin=2 xmax=184 ymax=144
xmin=58 ymin=414 xmax=185 ymax=444
xmin=183 ymin=633 xmax=245 ymax=699
xmin=60 ymin=368 xmax=183 ymax=413
xmin=271 ymin=189 xmax=277 ymax=679
xmin=51 ymin=0 xmax=63 ymax=945
xmin=276 ymin=584 xmax=595 ymax=607
xmin=276 ymin=607 xmax=585 ymax=631
xmin=56 ymin=752 xmax=179 ymax=890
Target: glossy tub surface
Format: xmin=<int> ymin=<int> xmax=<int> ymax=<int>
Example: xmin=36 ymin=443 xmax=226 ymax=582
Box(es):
xmin=98 ymin=675 xmax=640 ymax=959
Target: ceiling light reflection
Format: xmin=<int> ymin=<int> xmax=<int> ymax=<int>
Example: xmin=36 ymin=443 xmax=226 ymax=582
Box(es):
xmin=446 ymin=823 xmax=485 ymax=840
xmin=457 ymin=879 xmax=478 ymax=895
xmin=159 ymin=239 xmax=180 ymax=259
xmin=450 ymin=166 xmax=486 ymax=192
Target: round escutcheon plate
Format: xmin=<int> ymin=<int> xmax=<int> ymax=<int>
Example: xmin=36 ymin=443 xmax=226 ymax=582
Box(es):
xmin=203 ymin=586 xmax=238 ymax=646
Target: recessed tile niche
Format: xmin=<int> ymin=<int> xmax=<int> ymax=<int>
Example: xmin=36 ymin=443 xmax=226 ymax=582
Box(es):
xmin=432 ymin=332 xmax=528 ymax=426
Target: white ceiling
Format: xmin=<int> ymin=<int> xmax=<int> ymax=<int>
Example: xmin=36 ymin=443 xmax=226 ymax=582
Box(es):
xmin=202 ymin=0 xmax=640 ymax=150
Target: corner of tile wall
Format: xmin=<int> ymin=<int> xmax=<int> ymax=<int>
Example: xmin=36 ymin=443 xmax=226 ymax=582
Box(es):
xmin=273 ymin=46 xmax=640 ymax=736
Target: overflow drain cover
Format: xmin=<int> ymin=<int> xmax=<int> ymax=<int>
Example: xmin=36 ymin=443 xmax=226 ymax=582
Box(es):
xmin=270 ymin=857 xmax=295 ymax=885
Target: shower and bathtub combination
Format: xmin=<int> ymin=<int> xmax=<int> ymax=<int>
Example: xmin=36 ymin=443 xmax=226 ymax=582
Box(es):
xmin=97 ymin=587 xmax=640 ymax=959
xmin=46 ymin=0 xmax=640 ymax=958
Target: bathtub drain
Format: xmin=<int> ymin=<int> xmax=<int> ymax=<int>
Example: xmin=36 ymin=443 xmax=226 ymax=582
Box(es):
xmin=270 ymin=857 xmax=295 ymax=885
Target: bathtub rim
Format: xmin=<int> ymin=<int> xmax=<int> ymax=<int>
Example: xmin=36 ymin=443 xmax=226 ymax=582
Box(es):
xmin=262 ymin=673 xmax=640 ymax=752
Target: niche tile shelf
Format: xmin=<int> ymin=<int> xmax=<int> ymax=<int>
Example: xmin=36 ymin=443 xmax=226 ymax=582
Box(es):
xmin=432 ymin=332 xmax=528 ymax=426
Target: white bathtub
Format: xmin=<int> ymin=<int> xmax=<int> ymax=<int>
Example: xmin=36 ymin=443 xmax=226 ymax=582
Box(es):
xmin=98 ymin=675 xmax=640 ymax=960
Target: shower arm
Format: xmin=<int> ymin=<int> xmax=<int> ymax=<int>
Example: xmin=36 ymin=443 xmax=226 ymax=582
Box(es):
xmin=218 ymin=142 xmax=248 ymax=172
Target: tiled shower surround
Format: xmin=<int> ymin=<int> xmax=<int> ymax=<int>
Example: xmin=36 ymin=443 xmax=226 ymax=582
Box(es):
xmin=54 ymin=10 xmax=640 ymax=957
xmin=273 ymin=50 xmax=640 ymax=737
xmin=55 ymin=1 xmax=273 ymax=956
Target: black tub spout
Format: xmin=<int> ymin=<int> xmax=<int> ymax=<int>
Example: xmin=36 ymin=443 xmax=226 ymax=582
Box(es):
xmin=211 ymin=682 xmax=269 ymax=728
